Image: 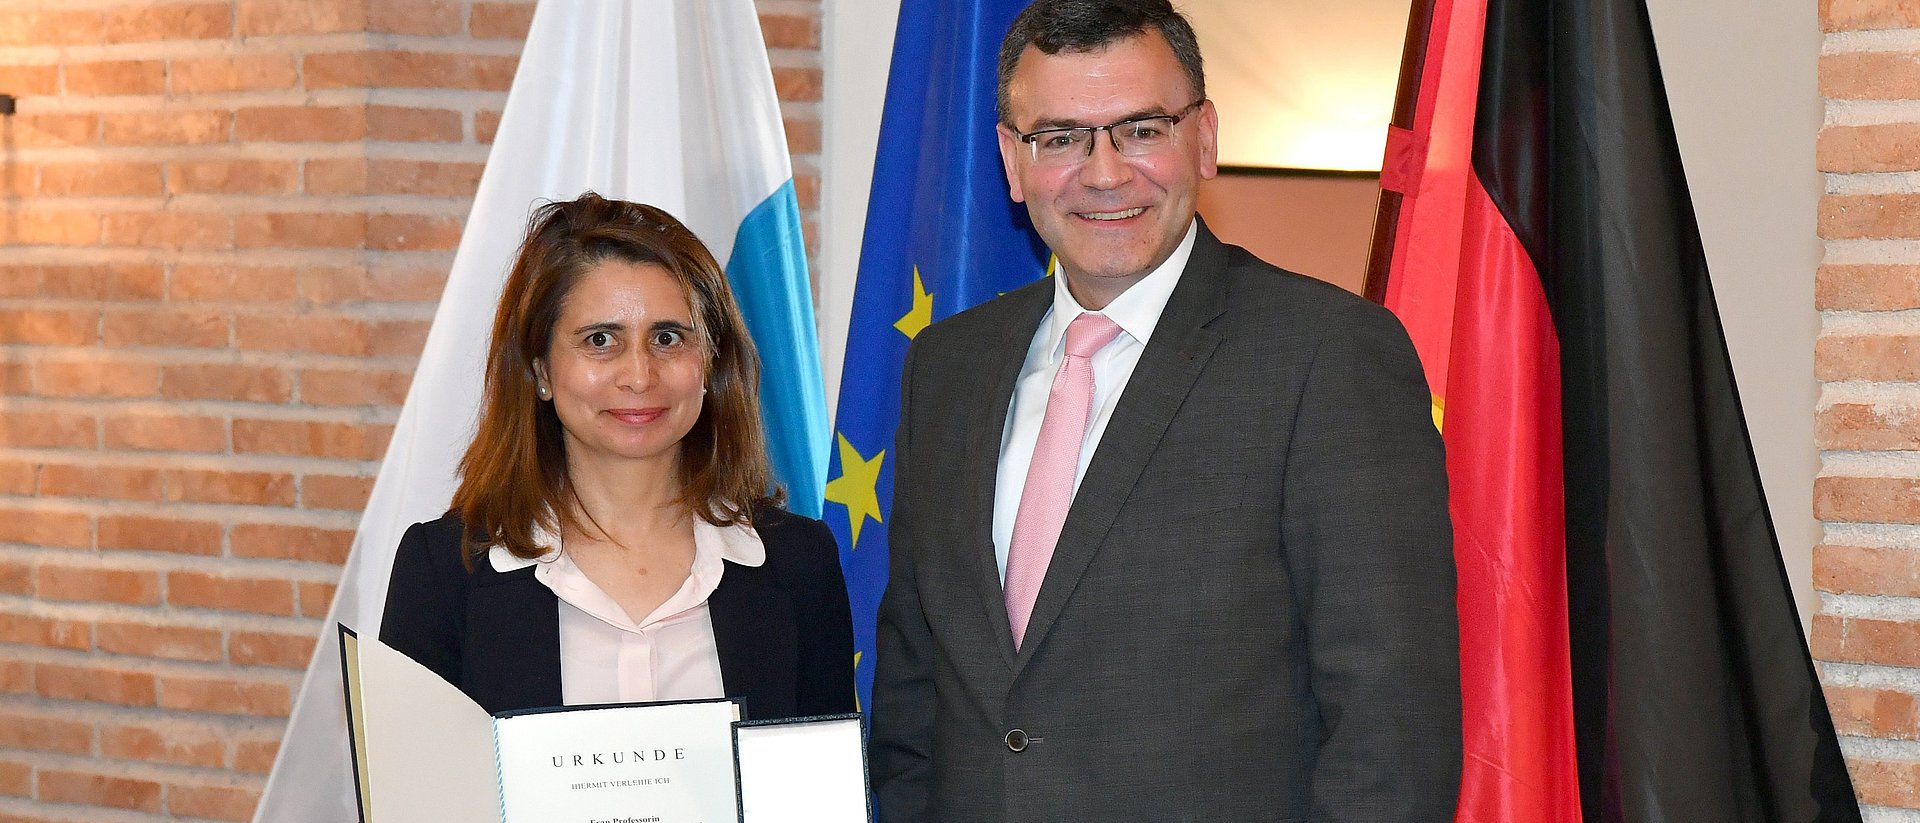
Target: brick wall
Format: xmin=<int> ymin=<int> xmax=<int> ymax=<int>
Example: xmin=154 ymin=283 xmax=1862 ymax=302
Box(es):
xmin=0 ymin=0 xmax=821 ymax=820
xmin=1815 ymin=0 xmax=1920 ymax=814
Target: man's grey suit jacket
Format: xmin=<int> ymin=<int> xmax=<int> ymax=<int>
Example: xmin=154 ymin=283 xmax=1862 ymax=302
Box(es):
xmin=869 ymin=223 xmax=1462 ymax=822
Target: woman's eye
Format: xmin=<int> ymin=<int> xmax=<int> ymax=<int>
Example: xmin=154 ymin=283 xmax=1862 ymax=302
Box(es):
xmin=652 ymin=329 xmax=684 ymax=347
xmin=585 ymin=331 xmax=613 ymax=348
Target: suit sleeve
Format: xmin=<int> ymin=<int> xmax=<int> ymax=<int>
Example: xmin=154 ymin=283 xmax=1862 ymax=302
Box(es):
xmin=868 ymin=338 xmax=935 ymax=823
xmin=1282 ymin=301 xmax=1462 ymax=822
xmin=379 ymin=519 xmax=467 ymax=690
xmin=791 ymin=517 xmax=858 ymax=716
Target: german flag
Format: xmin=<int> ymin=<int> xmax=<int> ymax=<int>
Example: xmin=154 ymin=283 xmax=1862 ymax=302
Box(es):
xmin=1367 ymin=0 xmax=1863 ymax=819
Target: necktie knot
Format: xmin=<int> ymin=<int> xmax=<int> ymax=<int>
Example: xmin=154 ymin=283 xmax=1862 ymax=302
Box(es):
xmin=1064 ymin=312 xmax=1122 ymax=360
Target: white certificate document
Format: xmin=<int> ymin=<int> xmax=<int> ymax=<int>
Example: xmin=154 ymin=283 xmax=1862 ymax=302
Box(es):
xmin=493 ymin=699 xmax=742 ymax=823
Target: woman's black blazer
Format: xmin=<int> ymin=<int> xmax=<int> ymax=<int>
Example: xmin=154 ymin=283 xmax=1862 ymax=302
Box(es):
xmin=379 ymin=508 xmax=856 ymax=721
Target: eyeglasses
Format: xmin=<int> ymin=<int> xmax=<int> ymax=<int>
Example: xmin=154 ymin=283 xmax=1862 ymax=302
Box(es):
xmin=1013 ymin=100 xmax=1206 ymax=167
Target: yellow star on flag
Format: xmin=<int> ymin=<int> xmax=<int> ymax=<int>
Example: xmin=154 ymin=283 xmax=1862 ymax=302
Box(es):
xmin=893 ymin=266 xmax=934 ymax=340
xmin=824 ymin=433 xmax=885 ymax=549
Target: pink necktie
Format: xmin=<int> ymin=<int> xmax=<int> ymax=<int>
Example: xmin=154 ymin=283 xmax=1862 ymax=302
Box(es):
xmin=1005 ymin=312 xmax=1123 ymax=649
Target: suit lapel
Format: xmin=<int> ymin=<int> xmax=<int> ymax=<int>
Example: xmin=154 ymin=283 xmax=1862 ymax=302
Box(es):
xmin=463 ymin=565 xmax=564 ymax=714
xmin=709 ymin=561 xmax=798 ymax=720
xmin=1013 ymin=226 xmax=1230 ymax=672
xmin=956 ymin=280 xmax=1055 ymax=669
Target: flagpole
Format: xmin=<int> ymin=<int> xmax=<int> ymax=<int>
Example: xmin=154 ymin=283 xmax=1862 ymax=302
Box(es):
xmin=1363 ymin=0 xmax=1441 ymax=303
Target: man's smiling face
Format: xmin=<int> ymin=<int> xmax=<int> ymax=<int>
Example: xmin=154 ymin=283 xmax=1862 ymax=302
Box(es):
xmin=996 ymin=31 xmax=1217 ymax=307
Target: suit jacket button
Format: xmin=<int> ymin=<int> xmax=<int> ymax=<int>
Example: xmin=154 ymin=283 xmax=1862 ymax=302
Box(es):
xmin=1005 ymin=729 xmax=1029 ymax=752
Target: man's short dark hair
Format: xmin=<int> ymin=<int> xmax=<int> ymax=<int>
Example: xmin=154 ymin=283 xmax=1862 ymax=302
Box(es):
xmin=996 ymin=0 xmax=1206 ymax=126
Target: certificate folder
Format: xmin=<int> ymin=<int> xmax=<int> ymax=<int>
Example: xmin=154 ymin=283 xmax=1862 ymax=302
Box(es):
xmin=339 ymin=624 xmax=742 ymax=823
xmin=733 ymin=714 xmax=869 ymax=822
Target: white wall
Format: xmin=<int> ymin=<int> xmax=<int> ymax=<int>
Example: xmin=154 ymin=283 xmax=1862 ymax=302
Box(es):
xmin=1645 ymin=0 xmax=1822 ymax=629
xmin=817 ymin=0 xmax=1822 ymax=628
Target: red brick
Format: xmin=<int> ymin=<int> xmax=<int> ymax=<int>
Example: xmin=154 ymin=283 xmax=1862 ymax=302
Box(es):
xmin=301 ymin=473 xmax=373 ymax=510
xmin=38 ymin=563 xmax=161 ymax=605
xmin=169 ymin=469 xmax=295 ymax=506
xmin=102 ymin=307 xmax=229 ymax=348
xmin=100 ymin=721 xmax=225 ymax=767
xmin=231 ymin=523 xmax=353 ymax=563
xmin=0 ymin=266 xmax=41 ymax=298
xmin=95 ymin=621 xmax=223 ymax=662
xmin=1823 ymin=0 xmax=1920 ymax=31
xmin=37 ymin=359 xmax=161 ymax=399
xmin=38 ymin=263 xmax=165 ymax=300
xmin=475 ymin=109 xmax=502 ymax=143
xmin=157 ymin=673 xmax=291 ymax=716
xmin=298 ymin=580 xmax=337 ymax=618
xmin=237 ymin=0 xmax=367 ymax=35
xmin=367 ymin=105 xmax=463 ymax=142
xmin=1816 ymin=543 xmax=1920 ymax=597
xmin=7 ymin=113 xmax=97 ymax=148
xmin=0 ymin=212 xmax=102 ymax=245
xmin=0 ymin=709 xmax=90 ymax=753
xmin=0 ymin=612 xmax=89 ymax=651
xmin=233 ymin=419 xmax=392 ymax=460
xmin=303 ymin=158 xmax=367 ymax=196
xmin=784 ymin=115 xmax=821 ymax=154
xmin=1819 ymin=124 xmax=1920 ymax=173
xmin=773 ymin=67 xmax=823 ymax=101
xmin=169 ymin=158 xmax=300 ymax=195
xmin=470 ymin=2 xmax=534 ymax=39
xmin=97 ymin=515 xmax=223 ymax=556
xmin=171 ymin=265 xmax=300 ymax=302
xmin=307 ymin=50 xmax=517 ymax=91
xmin=0 ymin=309 xmax=96 ymax=345
xmin=0 ymin=10 xmax=106 ymax=47
xmin=366 ymin=159 xmax=483 ymax=197
xmin=233 ymin=314 xmax=367 ymax=356
xmin=368 ymin=213 xmax=463 ymax=250
xmin=0 ymin=506 xmax=91 ymax=548
xmin=1817 ymin=264 xmax=1920 ymax=311
xmin=0 ymin=756 xmax=28 ymax=793
xmin=1821 ymin=193 xmax=1920 ymax=240
xmin=0 ymin=461 xmax=33 ymax=495
xmin=232 ymin=734 xmax=281 ymax=773
xmin=0 ymin=559 xmax=31 ymax=595
xmin=370 ymin=0 xmax=460 ymax=35
xmin=40 ymin=463 xmax=164 ymax=501
xmin=102 ymin=211 xmax=232 ymax=250
xmin=39 ymin=768 xmax=164 ymax=812
xmin=229 ymin=629 xmax=317 ymax=668
xmin=170 ymin=54 xmax=298 ymax=93
xmin=368 ymin=319 xmax=430 ymax=357
xmin=760 ymin=12 xmax=819 ymax=49
xmin=168 ymin=571 xmax=295 ymax=616
xmin=235 ymin=105 xmax=368 ymax=142
xmin=234 ymin=211 xmax=366 ymax=248
xmin=300 ymin=368 xmax=411 ymax=406
xmin=1846 ymin=757 xmax=1920 ymax=807
xmin=0 ymin=662 xmax=28 ymax=696
xmin=0 ymin=65 xmax=58 ymax=96
xmin=39 ymin=161 xmax=165 ymax=196
xmin=364 ymin=263 xmax=448 ymax=302
xmin=103 ymin=414 xmax=226 ymax=452
xmin=1816 ymin=334 xmax=1920 ymax=381
xmin=169 ymin=782 xmax=260 ymax=821
xmin=1817 ymin=403 xmax=1920 ymax=450
xmin=103 ymin=3 xmax=231 ymax=42
xmin=101 ymin=110 xmax=231 ymax=145
xmin=160 ymin=363 xmax=293 ymax=403
xmin=36 ymin=662 xmax=156 ymax=706
xmin=1822 ymin=52 xmax=1920 ymax=100
xmin=65 ymin=59 xmax=166 ymax=96
xmin=1816 ymin=475 xmax=1920 ymax=524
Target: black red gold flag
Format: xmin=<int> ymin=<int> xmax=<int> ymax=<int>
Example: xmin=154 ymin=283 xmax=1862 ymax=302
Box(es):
xmin=1369 ymin=0 xmax=1863 ymax=818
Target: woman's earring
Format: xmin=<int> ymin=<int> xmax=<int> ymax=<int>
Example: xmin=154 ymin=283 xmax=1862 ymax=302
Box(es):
xmin=537 ymin=384 xmax=552 ymax=400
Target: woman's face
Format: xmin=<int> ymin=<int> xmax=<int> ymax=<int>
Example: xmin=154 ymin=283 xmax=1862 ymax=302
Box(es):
xmin=534 ymin=259 xmax=708 ymax=477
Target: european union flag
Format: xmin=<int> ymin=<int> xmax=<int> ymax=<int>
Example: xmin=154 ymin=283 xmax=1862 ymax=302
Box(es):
xmin=825 ymin=0 xmax=1049 ymax=709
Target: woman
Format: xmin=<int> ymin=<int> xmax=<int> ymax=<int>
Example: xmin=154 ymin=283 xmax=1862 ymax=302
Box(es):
xmin=381 ymin=193 xmax=854 ymax=721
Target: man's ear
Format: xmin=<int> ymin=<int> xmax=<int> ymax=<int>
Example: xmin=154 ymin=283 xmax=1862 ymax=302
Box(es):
xmin=1196 ymin=99 xmax=1220 ymax=181
xmin=997 ymin=124 xmax=1027 ymax=203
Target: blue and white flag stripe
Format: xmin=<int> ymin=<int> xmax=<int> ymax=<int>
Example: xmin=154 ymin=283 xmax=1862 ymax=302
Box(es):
xmin=255 ymin=2 xmax=824 ymax=820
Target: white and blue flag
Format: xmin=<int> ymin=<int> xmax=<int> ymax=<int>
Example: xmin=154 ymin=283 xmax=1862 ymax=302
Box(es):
xmin=254 ymin=1 xmax=826 ymax=819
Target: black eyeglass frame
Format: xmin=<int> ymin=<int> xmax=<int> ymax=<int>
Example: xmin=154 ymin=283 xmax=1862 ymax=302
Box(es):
xmin=1012 ymin=99 xmax=1208 ymax=161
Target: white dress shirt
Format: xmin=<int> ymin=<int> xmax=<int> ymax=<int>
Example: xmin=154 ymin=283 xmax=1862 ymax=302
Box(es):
xmin=489 ymin=518 xmax=767 ymax=706
xmin=991 ymin=220 xmax=1198 ymax=582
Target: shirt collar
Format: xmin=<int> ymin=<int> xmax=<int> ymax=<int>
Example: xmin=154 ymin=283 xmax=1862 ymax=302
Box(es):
xmin=488 ymin=516 xmax=768 ymax=572
xmin=1044 ymin=219 xmax=1198 ymax=355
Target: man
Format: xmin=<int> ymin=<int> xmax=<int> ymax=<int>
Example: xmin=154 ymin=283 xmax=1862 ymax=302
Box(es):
xmin=868 ymin=0 xmax=1461 ymax=820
